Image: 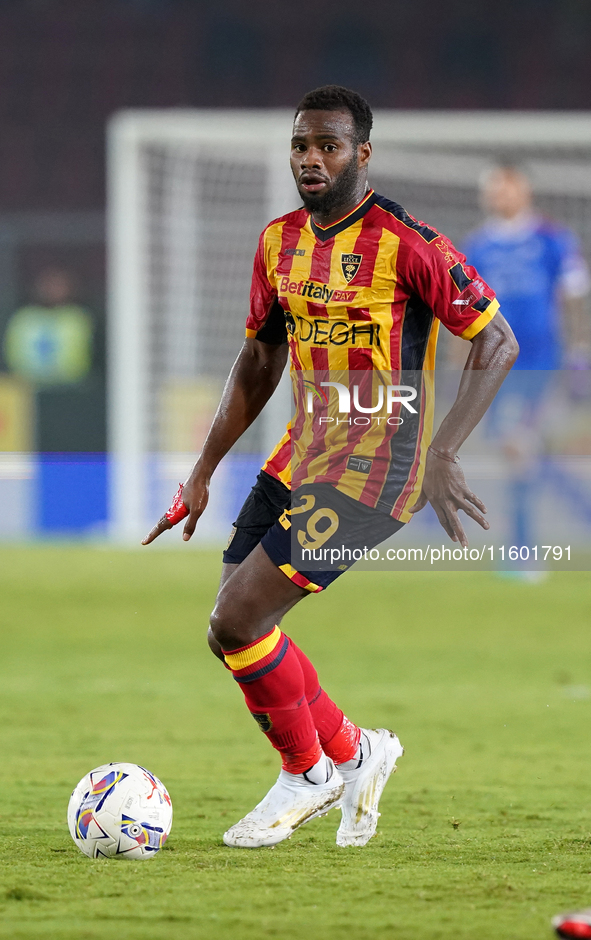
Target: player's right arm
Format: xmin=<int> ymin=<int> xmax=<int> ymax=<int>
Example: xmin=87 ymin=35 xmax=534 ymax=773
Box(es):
xmin=143 ymin=226 xmax=287 ymax=545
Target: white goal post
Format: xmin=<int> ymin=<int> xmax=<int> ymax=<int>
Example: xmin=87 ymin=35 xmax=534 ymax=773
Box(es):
xmin=107 ymin=109 xmax=591 ymax=542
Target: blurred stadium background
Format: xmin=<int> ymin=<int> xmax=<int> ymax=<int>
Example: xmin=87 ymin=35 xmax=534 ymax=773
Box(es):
xmin=0 ymin=0 xmax=591 ymax=542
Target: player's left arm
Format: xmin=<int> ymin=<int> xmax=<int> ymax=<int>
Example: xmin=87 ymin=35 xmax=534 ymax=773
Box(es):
xmin=405 ymin=232 xmax=519 ymax=545
xmin=410 ymin=313 xmax=519 ymax=546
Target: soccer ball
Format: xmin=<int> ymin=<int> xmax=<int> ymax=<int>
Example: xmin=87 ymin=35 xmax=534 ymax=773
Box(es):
xmin=68 ymin=762 xmax=173 ymax=860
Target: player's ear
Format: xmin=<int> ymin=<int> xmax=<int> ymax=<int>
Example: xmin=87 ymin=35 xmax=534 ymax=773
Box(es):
xmin=358 ymin=140 xmax=372 ymax=168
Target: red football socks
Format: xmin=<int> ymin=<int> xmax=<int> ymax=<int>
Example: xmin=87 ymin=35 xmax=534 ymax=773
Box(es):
xmin=291 ymin=639 xmax=361 ymax=764
xmin=222 ymin=627 xmax=322 ymax=774
xmin=223 ymin=627 xmax=360 ymax=772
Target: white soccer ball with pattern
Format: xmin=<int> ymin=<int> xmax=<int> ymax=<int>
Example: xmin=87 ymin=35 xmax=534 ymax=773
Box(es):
xmin=68 ymin=762 xmax=173 ymax=860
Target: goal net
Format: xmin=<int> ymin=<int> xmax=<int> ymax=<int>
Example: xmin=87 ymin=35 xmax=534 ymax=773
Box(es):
xmin=107 ymin=109 xmax=591 ymax=543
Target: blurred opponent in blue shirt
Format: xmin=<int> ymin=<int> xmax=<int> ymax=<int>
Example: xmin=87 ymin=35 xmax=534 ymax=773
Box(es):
xmin=463 ymin=165 xmax=590 ymax=370
xmin=463 ymin=165 xmax=590 ymax=569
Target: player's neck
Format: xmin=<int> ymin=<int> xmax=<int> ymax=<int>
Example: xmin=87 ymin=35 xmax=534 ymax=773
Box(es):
xmin=489 ymin=209 xmax=536 ymax=233
xmin=311 ymin=183 xmax=371 ymax=229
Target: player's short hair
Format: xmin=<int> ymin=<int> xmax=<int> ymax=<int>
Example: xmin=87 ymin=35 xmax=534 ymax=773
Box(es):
xmin=295 ymin=85 xmax=373 ymax=145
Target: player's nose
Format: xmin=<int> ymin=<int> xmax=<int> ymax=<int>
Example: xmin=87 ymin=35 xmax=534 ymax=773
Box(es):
xmin=300 ymin=147 xmax=323 ymax=169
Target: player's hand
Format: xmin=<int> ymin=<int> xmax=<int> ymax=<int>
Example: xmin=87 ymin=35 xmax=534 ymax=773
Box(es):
xmin=141 ymin=475 xmax=210 ymax=545
xmin=408 ymin=451 xmax=488 ymax=548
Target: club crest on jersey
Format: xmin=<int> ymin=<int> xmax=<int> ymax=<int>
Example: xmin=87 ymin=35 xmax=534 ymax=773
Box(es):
xmin=341 ymin=253 xmax=362 ymax=283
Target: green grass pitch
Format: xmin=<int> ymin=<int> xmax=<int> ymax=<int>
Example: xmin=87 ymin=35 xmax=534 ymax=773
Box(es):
xmin=0 ymin=545 xmax=589 ymax=940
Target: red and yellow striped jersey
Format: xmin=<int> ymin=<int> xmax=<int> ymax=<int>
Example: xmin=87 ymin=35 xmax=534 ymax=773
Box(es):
xmin=246 ymin=190 xmax=498 ymax=522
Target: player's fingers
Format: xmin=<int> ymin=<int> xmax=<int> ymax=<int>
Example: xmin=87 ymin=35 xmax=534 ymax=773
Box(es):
xmin=455 ymin=486 xmax=489 ymax=529
xmin=458 ymin=499 xmax=490 ymax=530
xmin=446 ymin=506 xmax=468 ymax=547
xmin=432 ymin=502 xmax=457 ymax=542
xmin=182 ymin=508 xmax=201 ymax=541
xmin=408 ymin=490 xmax=428 ymax=513
xmin=141 ymin=516 xmax=173 ymax=545
xmin=464 ymin=489 xmax=487 ymax=514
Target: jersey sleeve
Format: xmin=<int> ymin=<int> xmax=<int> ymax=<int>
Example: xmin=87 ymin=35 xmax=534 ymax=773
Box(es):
xmin=254 ymin=300 xmax=288 ymax=344
xmin=405 ymin=232 xmax=499 ymax=340
xmin=261 ymin=424 xmax=292 ymax=488
xmin=555 ymin=228 xmax=591 ymax=299
xmin=245 ymin=230 xmax=279 ymax=339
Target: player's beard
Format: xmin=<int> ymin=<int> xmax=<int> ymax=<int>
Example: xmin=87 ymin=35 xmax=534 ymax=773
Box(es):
xmin=297 ymin=152 xmax=360 ymax=217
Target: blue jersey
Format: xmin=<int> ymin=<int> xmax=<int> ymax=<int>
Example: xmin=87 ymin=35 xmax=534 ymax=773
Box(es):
xmin=463 ymin=216 xmax=589 ymax=369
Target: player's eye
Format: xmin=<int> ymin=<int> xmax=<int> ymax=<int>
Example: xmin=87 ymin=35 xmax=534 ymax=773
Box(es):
xmin=292 ymin=144 xmax=306 ymax=152
xmin=324 ymin=144 xmax=337 ymax=152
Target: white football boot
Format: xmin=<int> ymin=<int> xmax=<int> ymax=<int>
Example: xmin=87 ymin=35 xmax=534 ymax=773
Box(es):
xmin=336 ymin=728 xmax=404 ymax=847
xmin=223 ymin=759 xmax=344 ymax=848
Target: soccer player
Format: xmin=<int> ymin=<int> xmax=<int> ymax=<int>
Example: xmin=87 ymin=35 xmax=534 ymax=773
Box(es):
xmin=464 ymin=163 xmax=590 ymax=373
xmin=463 ymin=164 xmax=590 ymax=557
xmin=143 ymin=86 xmax=519 ymax=849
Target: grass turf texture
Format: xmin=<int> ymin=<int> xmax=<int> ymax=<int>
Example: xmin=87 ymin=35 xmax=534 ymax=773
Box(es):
xmin=0 ymin=547 xmax=589 ymax=940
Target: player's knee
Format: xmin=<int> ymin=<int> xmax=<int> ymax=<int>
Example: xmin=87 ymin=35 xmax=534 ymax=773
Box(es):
xmin=207 ymin=626 xmax=224 ymax=662
xmin=209 ymin=597 xmax=255 ymax=650
xmin=208 ymin=607 xmax=230 ymax=648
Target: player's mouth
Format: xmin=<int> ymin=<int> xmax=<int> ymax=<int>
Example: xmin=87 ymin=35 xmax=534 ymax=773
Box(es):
xmin=299 ymin=173 xmax=329 ymax=193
